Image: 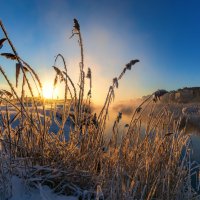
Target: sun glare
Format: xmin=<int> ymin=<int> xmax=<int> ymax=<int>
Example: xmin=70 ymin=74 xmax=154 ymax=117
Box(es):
xmin=42 ymin=83 xmax=59 ymax=99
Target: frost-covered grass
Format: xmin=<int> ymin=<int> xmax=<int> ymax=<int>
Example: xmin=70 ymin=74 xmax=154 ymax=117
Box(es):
xmin=0 ymin=19 xmax=200 ymax=200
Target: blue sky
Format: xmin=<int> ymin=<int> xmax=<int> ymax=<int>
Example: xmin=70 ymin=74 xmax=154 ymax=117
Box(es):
xmin=0 ymin=0 xmax=200 ymax=104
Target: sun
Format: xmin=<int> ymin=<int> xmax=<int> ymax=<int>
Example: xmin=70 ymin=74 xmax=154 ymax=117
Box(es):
xmin=42 ymin=83 xmax=59 ymax=99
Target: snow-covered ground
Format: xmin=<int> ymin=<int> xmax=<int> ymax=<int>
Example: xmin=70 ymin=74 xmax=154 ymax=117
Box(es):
xmin=0 ymin=105 xmax=72 ymax=139
xmin=11 ymin=176 xmax=78 ymax=200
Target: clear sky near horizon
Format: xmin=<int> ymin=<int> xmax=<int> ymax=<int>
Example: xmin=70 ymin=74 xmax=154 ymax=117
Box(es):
xmin=0 ymin=0 xmax=200 ymax=104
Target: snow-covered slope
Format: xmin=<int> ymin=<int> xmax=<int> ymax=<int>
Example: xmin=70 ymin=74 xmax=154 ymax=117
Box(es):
xmin=11 ymin=176 xmax=78 ymax=200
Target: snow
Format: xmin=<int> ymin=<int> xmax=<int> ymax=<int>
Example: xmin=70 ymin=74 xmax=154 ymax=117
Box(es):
xmin=0 ymin=106 xmax=72 ymax=139
xmin=10 ymin=176 xmax=78 ymax=200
